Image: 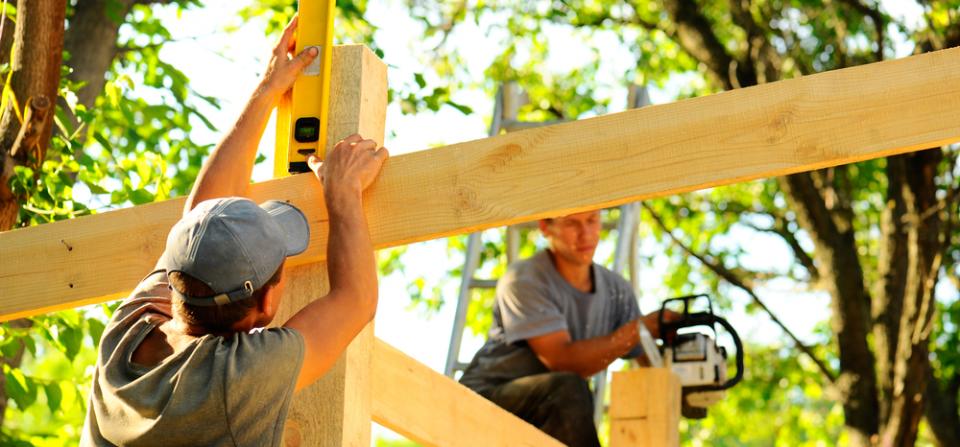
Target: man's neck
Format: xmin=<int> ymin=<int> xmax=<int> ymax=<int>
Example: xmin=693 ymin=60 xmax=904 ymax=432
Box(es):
xmin=547 ymin=250 xmax=593 ymax=293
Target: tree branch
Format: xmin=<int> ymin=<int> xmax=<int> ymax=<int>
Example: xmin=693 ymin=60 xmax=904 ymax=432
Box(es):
xmin=728 ymin=0 xmax=781 ymax=83
xmin=835 ymin=0 xmax=886 ymax=61
xmin=9 ymin=95 xmax=50 ymax=162
xmin=661 ymin=0 xmax=756 ymax=89
xmin=642 ymin=202 xmax=839 ymax=384
xmin=743 ymin=217 xmax=820 ymax=283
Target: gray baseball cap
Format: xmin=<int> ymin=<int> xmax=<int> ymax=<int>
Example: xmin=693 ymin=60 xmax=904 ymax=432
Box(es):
xmin=159 ymin=197 xmax=309 ymax=306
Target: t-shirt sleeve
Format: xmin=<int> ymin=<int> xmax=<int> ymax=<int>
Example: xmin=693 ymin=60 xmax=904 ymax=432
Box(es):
xmin=109 ymin=270 xmax=172 ymax=327
xmin=222 ymin=327 xmax=305 ymax=446
xmin=497 ymin=268 xmax=568 ymax=345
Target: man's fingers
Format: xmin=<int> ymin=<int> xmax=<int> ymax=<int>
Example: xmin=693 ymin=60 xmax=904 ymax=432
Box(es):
xmin=339 ymin=134 xmax=364 ymax=146
xmin=351 ymin=139 xmax=378 ymax=152
xmin=307 ymin=154 xmax=322 ymax=171
xmin=277 ymin=15 xmax=299 ymax=53
xmin=374 ymin=147 xmax=390 ymax=160
xmin=293 ymin=47 xmax=319 ymax=68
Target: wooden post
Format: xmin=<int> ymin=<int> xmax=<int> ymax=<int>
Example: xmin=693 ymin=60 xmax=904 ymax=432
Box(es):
xmin=270 ymin=44 xmax=387 ymax=447
xmin=608 ymin=368 xmax=682 ymax=447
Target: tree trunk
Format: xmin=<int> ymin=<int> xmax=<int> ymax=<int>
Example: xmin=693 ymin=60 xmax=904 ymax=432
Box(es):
xmin=879 ymin=149 xmax=944 ymax=446
xmin=779 ymin=172 xmax=880 ymax=446
xmin=0 ymin=0 xmax=65 ymax=431
xmin=874 ymin=156 xmax=909 ymax=425
xmin=653 ymin=2 xmax=888 ymax=442
xmin=63 ymin=0 xmax=139 ymax=111
xmin=0 ymin=0 xmax=66 ymax=230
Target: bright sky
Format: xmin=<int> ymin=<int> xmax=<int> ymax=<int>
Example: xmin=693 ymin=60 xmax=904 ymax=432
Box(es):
xmin=133 ymin=0 xmax=939 ymax=442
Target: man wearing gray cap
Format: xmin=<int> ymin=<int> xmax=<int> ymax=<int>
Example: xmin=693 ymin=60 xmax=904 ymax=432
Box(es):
xmin=81 ymin=17 xmax=388 ymax=446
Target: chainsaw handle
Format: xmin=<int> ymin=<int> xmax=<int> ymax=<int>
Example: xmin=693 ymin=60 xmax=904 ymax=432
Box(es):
xmin=683 ymin=315 xmax=744 ymax=392
xmin=658 ymin=294 xmax=713 ymax=338
xmin=711 ymin=315 xmax=744 ymax=390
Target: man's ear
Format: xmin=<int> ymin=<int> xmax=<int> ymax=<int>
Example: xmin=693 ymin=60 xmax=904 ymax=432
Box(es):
xmin=259 ymin=285 xmax=277 ymax=316
xmin=538 ymin=219 xmax=551 ymax=235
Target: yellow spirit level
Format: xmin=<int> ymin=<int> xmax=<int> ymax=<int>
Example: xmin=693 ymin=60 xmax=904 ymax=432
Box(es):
xmin=274 ymin=0 xmax=335 ymax=176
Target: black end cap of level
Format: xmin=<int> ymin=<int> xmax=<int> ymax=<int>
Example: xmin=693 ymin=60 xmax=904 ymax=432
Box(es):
xmin=288 ymin=161 xmax=310 ymax=174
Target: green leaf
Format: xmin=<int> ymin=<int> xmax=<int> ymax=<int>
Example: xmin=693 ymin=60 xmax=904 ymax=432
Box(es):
xmin=445 ymin=100 xmax=473 ymax=115
xmin=21 ymin=332 xmax=36 ymax=357
xmin=1 ymin=2 xmax=16 ymax=20
xmin=58 ymin=325 xmax=84 ymax=361
xmin=4 ymin=368 xmax=37 ymax=409
xmin=0 ymin=335 xmax=21 ymax=358
xmin=128 ymin=188 xmax=155 ymax=205
xmin=93 ymin=132 xmax=114 ymax=152
xmin=44 ymin=382 xmax=63 ymax=414
xmin=84 ymin=180 xmax=109 ymax=195
xmin=88 ymin=318 xmax=106 ymax=347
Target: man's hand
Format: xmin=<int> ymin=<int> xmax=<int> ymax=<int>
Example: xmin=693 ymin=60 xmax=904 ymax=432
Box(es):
xmin=528 ymin=320 xmax=643 ymax=378
xmin=182 ymin=15 xmax=318 ymax=213
xmin=641 ymin=310 xmax=682 ymax=339
xmin=611 ymin=318 xmax=641 ymax=352
xmin=258 ymin=15 xmax=319 ymax=102
xmin=307 ymin=134 xmax=390 ymax=201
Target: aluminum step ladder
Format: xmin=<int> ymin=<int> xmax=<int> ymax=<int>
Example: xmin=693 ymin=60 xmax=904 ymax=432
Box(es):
xmin=444 ymin=83 xmax=651 ymax=425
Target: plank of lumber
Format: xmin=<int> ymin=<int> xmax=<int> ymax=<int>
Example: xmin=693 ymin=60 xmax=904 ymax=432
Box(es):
xmin=3 ymin=46 xmax=960 ymax=321
xmin=370 ymin=338 xmax=564 ymax=446
xmin=608 ymin=369 xmax=681 ymax=447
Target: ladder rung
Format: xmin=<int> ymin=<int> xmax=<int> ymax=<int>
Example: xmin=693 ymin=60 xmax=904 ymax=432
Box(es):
xmin=469 ymin=278 xmax=498 ymax=289
xmin=502 ymin=119 xmax=566 ymax=132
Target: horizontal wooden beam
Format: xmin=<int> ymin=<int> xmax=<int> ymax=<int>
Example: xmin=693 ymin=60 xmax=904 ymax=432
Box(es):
xmin=371 ymin=338 xmax=563 ymax=446
xmin=3 ymin=47 xmax=960 ymax=321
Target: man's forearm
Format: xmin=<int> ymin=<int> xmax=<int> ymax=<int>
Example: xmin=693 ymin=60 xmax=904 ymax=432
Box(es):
xmin=183 ymin=84 xmax=276 ymax=214
xmin=544 ymin=333 xmax=635 ymax=378
xmin=325 ymin=188 xmax=378 ymax=320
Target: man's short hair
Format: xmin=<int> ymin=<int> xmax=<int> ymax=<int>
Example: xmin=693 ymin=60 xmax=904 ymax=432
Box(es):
xmin=169 ymin=265 xmax=283 ymax=334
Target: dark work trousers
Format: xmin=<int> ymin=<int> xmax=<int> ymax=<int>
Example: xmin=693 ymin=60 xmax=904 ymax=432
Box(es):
xmin=483 ymin=372 xmax=600 ymax=447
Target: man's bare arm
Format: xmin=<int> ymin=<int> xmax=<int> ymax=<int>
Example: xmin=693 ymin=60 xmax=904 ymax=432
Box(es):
xmin=183 ymin=17 xmax=317 ymax=215
xmin=527 ymin=312 xmax=668 ymax=377
xmin=284 ymin=135 xmax=389 ymax=392
xmin=526 ymin=321 xmax=640 ymax=378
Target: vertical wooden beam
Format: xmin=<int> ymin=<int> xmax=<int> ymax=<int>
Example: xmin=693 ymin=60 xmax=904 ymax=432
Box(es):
xmin=608 ymin=368 xmax=681 ymax=447
xmin=270 ymin=44 xmax=387 ymax=447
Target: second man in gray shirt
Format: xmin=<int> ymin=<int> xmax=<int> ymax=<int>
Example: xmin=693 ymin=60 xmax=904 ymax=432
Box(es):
xmin=460 ymin=210 xmax=669 ymax=447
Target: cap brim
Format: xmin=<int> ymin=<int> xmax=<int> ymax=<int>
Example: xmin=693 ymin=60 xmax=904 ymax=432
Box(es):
xmin=260 ymin=200 xmax=310 ymax=256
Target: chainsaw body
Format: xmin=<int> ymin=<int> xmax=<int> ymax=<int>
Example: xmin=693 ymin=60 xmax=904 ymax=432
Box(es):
xmin=655 ymin=294 xmax=744 ymax=418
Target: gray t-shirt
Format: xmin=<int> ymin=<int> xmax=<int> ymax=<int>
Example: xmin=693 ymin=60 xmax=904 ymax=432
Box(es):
xmin=459 ymin=250 xmax=642 ymax=396
xmin=81 ymin=270 xmax=305 ymax=447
